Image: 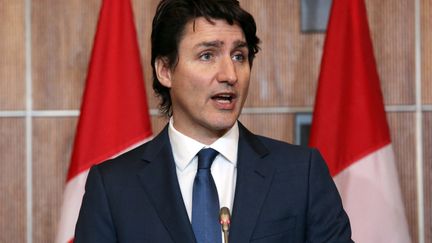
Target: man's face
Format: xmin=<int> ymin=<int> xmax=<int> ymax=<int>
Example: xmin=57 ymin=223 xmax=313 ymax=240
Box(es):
xmin=156 ymin=17 xmax=251 ymax=144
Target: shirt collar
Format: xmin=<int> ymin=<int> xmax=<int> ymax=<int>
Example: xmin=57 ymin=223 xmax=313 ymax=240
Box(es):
xmin=168 ymin=118 xmax=239 ymax=171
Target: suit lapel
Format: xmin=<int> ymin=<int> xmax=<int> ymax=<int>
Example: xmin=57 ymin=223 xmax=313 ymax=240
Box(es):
xmin=135 ymin=123 xmax=275 ymax=243
xmin=229 ymin=123 xmax=276 ymax=242
xmin=137 ymin=126 xmax=196 ymax=243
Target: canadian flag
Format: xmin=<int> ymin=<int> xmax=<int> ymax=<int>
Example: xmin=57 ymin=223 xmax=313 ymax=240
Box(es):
xmin=55 ymin=0 xmax=152 ymax=242
xmin=309 ymin=0 xmax=411 ymax=242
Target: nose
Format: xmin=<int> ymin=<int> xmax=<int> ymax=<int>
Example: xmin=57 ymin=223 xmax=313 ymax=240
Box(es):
xmin=217 ymin=56 xmax=238 ymax=85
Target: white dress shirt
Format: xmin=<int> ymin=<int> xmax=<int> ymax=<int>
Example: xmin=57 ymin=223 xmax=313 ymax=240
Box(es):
xmin=168 ymin=118 xmax=238 ymax=222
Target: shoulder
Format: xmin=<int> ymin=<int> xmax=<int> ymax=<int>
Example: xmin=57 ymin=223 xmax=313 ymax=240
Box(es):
xmin=94 ymin=125 xmax=170 ymax=177
xmin=87 ymin=142 xmax=149 ymax=184
xmin=256 ymin=135 xmax=324 ymax=170
xmin=239 ymin=122 xmax=320 ymax=163
xmin=256 ymin=134 xmax=314 ymax=156
xmin=238 ymin=121 xmax=316 ymax=155
xmin=90 ymin=129 xmax=170 ymax=188
xmin=238 ymin=123 xmax=326 ymax=174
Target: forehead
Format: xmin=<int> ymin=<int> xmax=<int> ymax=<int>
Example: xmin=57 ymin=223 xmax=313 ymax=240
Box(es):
xmin=179 ymin=17 xmax=246 ymax=48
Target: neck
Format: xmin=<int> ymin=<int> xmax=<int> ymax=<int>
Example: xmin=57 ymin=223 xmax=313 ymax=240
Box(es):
xmin=170 ymin=118 xmax=233 ymax=145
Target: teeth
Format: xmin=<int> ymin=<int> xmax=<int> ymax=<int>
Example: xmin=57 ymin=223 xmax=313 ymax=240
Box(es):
xmin=217 ymin=99 xmax=231 ymax=104
xmin=211 ymin=93 xmax=236 ymax=105
xmin=213 ymin=94 xmax=233 ymax=103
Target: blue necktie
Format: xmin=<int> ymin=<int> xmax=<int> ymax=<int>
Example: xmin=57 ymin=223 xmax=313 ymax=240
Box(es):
xmin=192 ymin=148 xmax=222 ymax=243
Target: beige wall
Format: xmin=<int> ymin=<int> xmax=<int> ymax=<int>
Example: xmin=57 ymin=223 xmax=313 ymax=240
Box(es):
xmin=0 ymin=0 xmax=431 ymax=242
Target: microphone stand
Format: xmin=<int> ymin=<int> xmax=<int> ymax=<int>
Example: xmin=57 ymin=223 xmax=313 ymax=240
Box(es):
xmin=223 ymin=231 xmax=229 ymax=243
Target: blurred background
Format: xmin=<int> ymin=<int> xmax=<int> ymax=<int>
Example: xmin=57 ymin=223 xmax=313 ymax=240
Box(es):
xmin=0 ymin=0 xmax=430 ymax=242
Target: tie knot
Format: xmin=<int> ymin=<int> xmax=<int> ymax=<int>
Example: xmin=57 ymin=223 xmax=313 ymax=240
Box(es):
xmin=197 ymin=148 xmax=218 ymax=169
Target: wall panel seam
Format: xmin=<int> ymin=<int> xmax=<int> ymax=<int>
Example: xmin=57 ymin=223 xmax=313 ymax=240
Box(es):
xmin=415 ymin=0 xmax=425 ymax=242
xmin=0 ymin=105 xmax=431 ymax=118
xmin=24 ymin=0 xmax=33 ymax=242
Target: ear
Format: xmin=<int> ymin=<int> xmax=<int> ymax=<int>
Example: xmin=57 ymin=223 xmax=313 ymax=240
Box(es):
xmin=155 ymin=57 xmax=173 ymax=88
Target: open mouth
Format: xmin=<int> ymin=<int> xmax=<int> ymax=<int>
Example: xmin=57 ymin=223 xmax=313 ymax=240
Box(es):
xmin=211 ymin=93 xmax=236 ymax=103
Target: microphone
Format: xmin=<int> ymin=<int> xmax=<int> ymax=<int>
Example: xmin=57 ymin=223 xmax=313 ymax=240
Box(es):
xmin=219 ymin=207 xmax=231 ymax=243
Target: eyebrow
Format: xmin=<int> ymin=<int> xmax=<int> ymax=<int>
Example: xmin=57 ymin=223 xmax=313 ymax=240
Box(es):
xmin=194 ymin=40 xmax=248 ymax=49
xmin=233 ymin=40 xmax=248 ymax=49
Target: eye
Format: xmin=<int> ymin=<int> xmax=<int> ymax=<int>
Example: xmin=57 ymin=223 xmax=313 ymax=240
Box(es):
xmin=199 ymin=52 xmax=213 ymax=61
xmin=232 ymin=52 xmax=246 ymax=62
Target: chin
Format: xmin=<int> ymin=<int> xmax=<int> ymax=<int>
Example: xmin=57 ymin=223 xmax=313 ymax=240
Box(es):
xmin=209 ymin=116 xmax=237 ymax=131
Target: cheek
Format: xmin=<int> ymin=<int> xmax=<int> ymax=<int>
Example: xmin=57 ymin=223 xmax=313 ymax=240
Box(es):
xmin=170 ymin=76 xmax=204 ymax=103
xmin=237 ymin=66 xmax=251 ymax=81
xmin=175 ymin=65 xmax=211 ymax=86
xmin=239 ymin=74 xmax=251 ymax=91
xmin=179 ymin=74 xmax=211 ymax=92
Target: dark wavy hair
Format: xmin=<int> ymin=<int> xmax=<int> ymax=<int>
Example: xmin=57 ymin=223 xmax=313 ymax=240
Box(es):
xmin=151 ymin=0 xmax=260 ymax=116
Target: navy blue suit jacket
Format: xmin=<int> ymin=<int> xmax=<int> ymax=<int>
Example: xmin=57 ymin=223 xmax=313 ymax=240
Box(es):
xmin=75 ymin=123 xmax=353 ymax=242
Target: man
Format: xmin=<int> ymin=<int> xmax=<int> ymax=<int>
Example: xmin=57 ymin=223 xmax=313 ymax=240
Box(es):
xmin=75 ymin=0 xmax=353 ymax=242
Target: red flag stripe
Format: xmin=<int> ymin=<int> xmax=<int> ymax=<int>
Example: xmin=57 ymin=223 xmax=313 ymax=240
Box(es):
xmin=308 ymin=0 xmax=411 ymax=241
xmin=309 ymin=0 xmax=390 ymax=176
xmin=66 ymin=0 xmax=152 ymax=181
xmin=56 ymin=0 xmax=152 ymax=242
